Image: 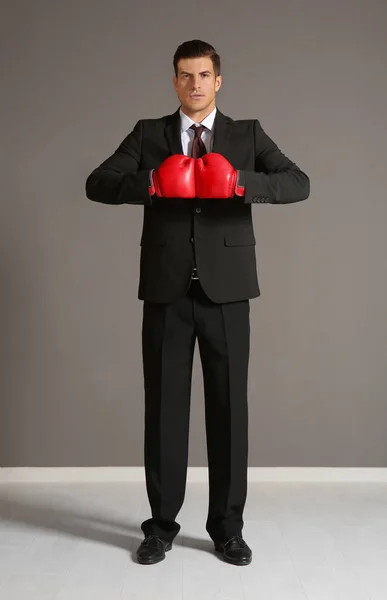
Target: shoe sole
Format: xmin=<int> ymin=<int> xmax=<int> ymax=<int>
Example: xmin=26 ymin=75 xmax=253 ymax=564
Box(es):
xmin=137 ymin=543 xmax=172 ymax=565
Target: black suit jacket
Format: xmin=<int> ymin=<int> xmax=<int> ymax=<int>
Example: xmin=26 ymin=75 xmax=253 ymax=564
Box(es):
xmin=85 ymin=107 xmax=310 ymax=303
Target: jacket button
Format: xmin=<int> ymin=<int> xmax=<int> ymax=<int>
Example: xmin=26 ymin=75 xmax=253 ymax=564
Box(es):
xmin=195 ymin=207 xmax=201 ymax=214
xmin=190 ymin=237 xmax=194 ymax=243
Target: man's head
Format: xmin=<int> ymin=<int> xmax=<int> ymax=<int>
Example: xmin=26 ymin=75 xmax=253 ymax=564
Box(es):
xmin=173 ymin=40 xmax=222 ymax=121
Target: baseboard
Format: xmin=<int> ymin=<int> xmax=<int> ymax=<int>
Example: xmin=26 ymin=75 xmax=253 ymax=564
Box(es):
xmin=1 ymin=467 xmax=387 ymax=483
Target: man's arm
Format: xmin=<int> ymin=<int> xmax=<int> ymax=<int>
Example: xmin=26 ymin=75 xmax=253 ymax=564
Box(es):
xmin=242 ymin=119 xmax=310 ymax=204
xmin=85 ymin=120 xmax=154 ymax=206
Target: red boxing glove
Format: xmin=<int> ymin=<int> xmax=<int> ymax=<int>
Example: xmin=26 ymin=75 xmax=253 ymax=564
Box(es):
xmin=149 ymin=155 xmax=196 ymax=198
xmin=195 ymin=153 xmax=245 ymax=198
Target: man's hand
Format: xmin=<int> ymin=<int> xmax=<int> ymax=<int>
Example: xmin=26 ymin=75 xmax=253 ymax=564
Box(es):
xmin=149 ymin=155 xmax=196 ymax=198
xmin=195 ymin=153 xmax=245 ymax=198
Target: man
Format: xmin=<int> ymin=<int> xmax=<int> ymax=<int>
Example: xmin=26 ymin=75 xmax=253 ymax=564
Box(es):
xmin=85 ymin=39 xmax=310 ymax=567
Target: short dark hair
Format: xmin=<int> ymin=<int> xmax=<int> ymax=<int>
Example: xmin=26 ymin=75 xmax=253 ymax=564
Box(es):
xmin=173 ymin=39 xmax=221 ymax=77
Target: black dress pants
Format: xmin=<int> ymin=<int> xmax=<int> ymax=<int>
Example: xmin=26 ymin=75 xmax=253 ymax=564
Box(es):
xmin=140 ymin=279 xmax=250 ymax=544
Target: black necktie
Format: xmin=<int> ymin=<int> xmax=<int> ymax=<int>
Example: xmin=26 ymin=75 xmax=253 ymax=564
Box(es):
xmin=190 ymin=124 xmax=207 ymax=158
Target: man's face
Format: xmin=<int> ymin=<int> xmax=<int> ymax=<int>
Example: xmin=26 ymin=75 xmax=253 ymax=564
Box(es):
xmin=173 ymin=56 xmax=222 ymax=117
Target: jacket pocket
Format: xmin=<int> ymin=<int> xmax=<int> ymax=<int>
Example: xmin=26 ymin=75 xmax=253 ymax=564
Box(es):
xmin=224 ymin=232 xmax=256 ymax=246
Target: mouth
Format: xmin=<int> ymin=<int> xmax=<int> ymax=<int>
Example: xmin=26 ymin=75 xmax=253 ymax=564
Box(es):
xmin=191 ymin=95 xmax=204 ymax=99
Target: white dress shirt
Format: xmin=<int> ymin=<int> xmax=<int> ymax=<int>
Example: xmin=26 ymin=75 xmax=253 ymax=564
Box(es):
xmin=179 ymin=106 xmax=217 ymax=156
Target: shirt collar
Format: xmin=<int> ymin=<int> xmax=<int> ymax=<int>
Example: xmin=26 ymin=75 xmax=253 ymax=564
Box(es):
xmin=179 ymin=106 xmax=217 ymax=133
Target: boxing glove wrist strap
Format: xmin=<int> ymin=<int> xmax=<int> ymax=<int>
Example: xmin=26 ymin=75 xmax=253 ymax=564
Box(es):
xmin=235 ymin=170 xmax=246 ymax=197
xmin=148 ymin=169 xmax=156 ymax=196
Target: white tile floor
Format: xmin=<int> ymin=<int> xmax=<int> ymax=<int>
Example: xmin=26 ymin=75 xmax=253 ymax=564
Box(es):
xmin=0 ymin=481 xmax=387 ymax=599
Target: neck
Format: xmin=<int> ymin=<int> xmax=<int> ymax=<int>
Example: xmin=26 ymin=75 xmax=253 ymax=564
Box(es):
xmin=180 ymin=104 xmax=215 ymax=123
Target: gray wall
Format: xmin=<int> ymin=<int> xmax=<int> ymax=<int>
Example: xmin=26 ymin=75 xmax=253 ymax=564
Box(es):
xmin=1 ymin=0 xmax=386 ymax=467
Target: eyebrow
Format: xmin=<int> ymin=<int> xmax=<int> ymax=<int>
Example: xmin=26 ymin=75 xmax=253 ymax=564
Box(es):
xmin=180 ymin=71 xmax=211 ymax=75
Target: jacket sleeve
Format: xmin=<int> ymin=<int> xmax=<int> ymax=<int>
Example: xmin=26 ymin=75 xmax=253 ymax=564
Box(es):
xmin=241 ymin=119 xmax=310 ymax=204
xmin=85 ymin=120 xmax=154 ymax=206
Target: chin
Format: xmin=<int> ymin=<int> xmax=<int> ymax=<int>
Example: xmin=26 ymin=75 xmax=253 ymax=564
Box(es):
xmin=191 ymin=102 xmax=206 ymax=110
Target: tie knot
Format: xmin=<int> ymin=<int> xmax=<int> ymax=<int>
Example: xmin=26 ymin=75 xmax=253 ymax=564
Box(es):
xmin=190 ymin=124 xmax=205 ymax=138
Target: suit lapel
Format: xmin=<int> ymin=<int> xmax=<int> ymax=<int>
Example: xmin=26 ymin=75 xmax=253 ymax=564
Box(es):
xmin=164 ymin=109 xmax=184 ymax=155
xmin=211 ymin=109 xmax=232 ymax=154
xmin=164 ymin=107 xmax=232 ymax=157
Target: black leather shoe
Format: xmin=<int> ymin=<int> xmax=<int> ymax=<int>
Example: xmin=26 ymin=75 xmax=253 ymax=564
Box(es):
xmin=136 ymin=534 xmax=172 ymax=564
xmin=214 ymin=535 xmax=252 ymax=565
